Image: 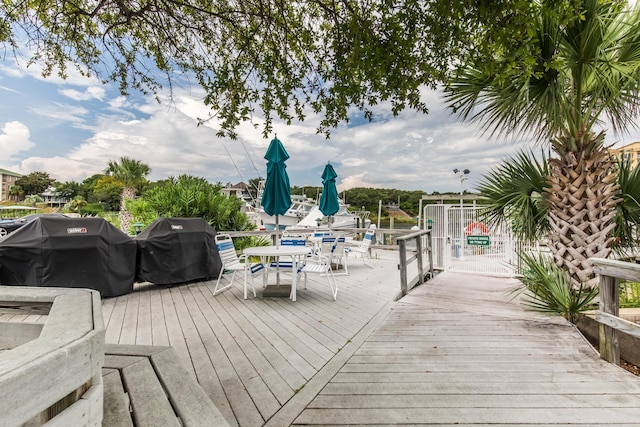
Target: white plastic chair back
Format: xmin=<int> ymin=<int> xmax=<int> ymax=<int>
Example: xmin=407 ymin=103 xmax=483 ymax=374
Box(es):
xmin=214 ymin=233 xmax=265 ymax=297
xmin=300 ymin=239 xmax=338 ymax=300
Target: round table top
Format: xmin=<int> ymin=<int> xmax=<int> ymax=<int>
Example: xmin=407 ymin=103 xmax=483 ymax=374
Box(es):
xmin=243 ymin=245 xmax=311 ymax=257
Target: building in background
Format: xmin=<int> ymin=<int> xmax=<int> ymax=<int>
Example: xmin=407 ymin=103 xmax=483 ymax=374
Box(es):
xmin=0 ymin=168 xmax=22 ymax=202
xmin=41 ymin=186 xmax=69 ymax=207
xmin=609 ymin=142 xmax=640 ymax=168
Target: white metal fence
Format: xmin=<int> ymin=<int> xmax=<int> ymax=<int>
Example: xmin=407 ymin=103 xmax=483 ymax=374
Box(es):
xmin=424 ymin=204 xmax=518 ymax=276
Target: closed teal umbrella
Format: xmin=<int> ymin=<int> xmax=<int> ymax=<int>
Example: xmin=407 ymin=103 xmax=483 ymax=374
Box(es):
xmin=319 ymin=163 xmax=340 ymax=227
xmin=261 ymin=137 xmax=292 ymax=244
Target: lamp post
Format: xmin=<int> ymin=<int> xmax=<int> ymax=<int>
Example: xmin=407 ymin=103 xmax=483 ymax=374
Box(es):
xmin=132 ymin=222 xmax=145 ymax=235
xmin=453 ymin=168 xmax=470 ymax=260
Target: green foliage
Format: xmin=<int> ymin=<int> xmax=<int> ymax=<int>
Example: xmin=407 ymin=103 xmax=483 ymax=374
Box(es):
xmin=8 ymin=185 xmax=23 ymax=197
xmin=447 ymin=0 xmax=640 ymax=143
xmin=233 ymin=235 xmax=272 ymax=254
xmin=67 ymin=196 xmax=88 ymax=213
xmin=0 ymin=1 xmax=586 ymax=137
xmin=513 ymin=252 xmax=599 ymax=323
xmin=477 ymin=151 xmax=640 ymax=251
xmin=23 ymin=194 xmax=43 ymax=206
xmin=54 ymin=181 xmax=80 ymax=199
xmin=620 ymin=281 xmax=640 ymax=309
xmin=343 ymin=187 xmax=427 ymax=217
xmin=80 ymin=204 xmax=104 ymax=217
xmin=15 ymin=171 xmax=55 ymax=196
xmin=611 ymin=159 xmax=640 ymax=253
xmin=476 ymin=150 xmax=550 ymax=243
xmin=92 ymin=176 xmax=124 ymax=211
xmin=127 ymin=175 xmax=255 ymax=232
xmin=105 ymin=157 xmax=150 ymax=190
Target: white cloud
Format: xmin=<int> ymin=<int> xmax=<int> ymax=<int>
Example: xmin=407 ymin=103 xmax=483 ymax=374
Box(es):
xmin=0 ymin=53 xmax=101 ymax=87
xmin=0 ymin=85 xmax=20 ymax=94
xmin=0 ymin=121 xmax=36 ymax=163
xmin=59 ymin=85 xmax=106 ymax=101
xmin=11 ymin=73 xmax=639 ymax=194
xmin=7 ymin=85 xmax=535 ymax=192
xmin=28 ymin=103 xmax=89 ymax=124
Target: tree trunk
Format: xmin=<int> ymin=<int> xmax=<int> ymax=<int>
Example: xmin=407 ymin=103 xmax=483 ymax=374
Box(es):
xmin=546 ymin=132 xmax=619 ymax=288
xmin=118 ymin=186 xmax=136 ymax=234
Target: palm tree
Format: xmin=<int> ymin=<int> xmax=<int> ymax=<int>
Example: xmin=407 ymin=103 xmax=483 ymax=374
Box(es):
xmin=105 ymin=157 xmax=150 ymax=233
xmin=478 ymin=151 xmax=640 ymax=254
xmin=446 ymin=0 xmax=640 ymax=288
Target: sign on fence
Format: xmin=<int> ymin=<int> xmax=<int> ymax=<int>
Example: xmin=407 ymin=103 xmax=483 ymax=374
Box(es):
xmin=467 ymin=235 xmax=490 ymax=246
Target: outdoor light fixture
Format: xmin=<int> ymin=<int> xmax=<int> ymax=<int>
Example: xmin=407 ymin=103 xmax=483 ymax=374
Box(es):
xmin=132 ymin=222 xmax=145 ymax=235
xmin=453 ymin=168 xmax=471 ymax=261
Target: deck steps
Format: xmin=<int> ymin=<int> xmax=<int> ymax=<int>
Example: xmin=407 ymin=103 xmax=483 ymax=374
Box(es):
xmin=102 ymin=344 xmax=230 ymax=427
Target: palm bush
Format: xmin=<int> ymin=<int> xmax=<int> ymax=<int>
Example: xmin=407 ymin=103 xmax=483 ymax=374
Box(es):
xmin=127 ymin=174 xmax=256 ymax=233
xmin=477 ymin=153 xmax=640 ymax=254
xmin=620 ymin=281 xmax=640 ymax=309
xmin=611 ymin=159 xmax=640 ymax=254
xmin=476 ymin=150 xmax=550 ymax=244
xmin=513 ymin=252 xmax=599 ymax=323
xmin=447 ymin=1 xmax=640 ymax=288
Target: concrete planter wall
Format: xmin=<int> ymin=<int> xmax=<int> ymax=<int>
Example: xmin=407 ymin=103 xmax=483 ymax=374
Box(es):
xmin=0 ymin=287 xmax=105 ymax=426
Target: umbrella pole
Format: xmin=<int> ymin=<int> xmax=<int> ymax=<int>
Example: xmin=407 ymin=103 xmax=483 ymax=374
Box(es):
xmin=275 ymin=215 xmax=280 ymax=285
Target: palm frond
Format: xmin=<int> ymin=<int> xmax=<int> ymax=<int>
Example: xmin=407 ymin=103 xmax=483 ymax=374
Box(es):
xmin=612 ymin=158 xmax=640 ymax=252
xmin=446 ymin=0 xmax=640 ymax=142
xmin=512 ymin=252 xmax=599 ymax=323
xmin=476 ymin=150 xmax=550 ymax=243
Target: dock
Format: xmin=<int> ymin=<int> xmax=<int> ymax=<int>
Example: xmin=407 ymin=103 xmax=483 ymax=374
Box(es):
xmin=101 ymin=249 xmax=640 ymax=426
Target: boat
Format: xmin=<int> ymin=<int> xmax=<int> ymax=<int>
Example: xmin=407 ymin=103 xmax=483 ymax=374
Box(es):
xmin=291 ymin=202 xmax=371 ymax=230
xmin=257 ymin=194 xmax=318 ymax=230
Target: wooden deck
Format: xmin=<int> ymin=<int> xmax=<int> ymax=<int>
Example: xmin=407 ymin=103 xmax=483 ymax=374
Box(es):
xmin=101 ymin=251 xmax=640 ymax=426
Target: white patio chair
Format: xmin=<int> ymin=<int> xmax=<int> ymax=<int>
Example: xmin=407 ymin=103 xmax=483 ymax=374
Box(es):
xmin=300 ymin=240 xmax=338 ymax=300
xmin=320 ymin=236 xmax=348 ymax=275
xmin=268 ymin=238 xmax=307 ymax=269
xmin=346 ymin=226 xmax=376 ymax=268
xmin=214 ymin=233 xmax=266 ymax=298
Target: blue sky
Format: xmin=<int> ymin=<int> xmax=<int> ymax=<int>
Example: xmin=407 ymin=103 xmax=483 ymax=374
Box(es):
xmin=2 ymin=53 xmax=640 ymax=194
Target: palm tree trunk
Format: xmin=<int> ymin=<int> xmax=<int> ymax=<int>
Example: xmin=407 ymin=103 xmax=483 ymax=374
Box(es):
xmin=119 ymin=186 xmax=136 ymax=234
xmin=546 ymin=132 xmax=619 ymax=288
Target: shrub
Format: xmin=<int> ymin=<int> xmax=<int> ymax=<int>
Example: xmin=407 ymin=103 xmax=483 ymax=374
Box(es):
xmin=512 ymin=252 xmax=599 ymax=323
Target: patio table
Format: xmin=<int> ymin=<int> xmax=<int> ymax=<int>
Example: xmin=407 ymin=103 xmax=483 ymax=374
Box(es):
xmin=243 ymin=245 xmax=311 ymax=301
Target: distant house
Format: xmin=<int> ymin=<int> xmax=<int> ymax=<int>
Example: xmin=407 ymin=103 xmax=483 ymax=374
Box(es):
xmin=0 ymin=168 xmax=22 ymax=202
xmin=41 ymin=186 xmax=69 ymax=207
xmin=609 ymin=142 xmax=640 ymax=168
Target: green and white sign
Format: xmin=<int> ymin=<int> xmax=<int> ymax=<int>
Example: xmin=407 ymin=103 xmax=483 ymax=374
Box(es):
xmin=467 ymin=235 xmax=490 ymax=246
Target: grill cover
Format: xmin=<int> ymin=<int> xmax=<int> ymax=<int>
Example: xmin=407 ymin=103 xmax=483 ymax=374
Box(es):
xmin=134 ymin=217 xmax=222 ymax=285
xmin=0 ymin=216 xmax=136 ymax=297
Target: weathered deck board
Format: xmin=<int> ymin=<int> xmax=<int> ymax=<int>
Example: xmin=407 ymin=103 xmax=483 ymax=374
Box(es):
xmin=103 ymin=252 xmax=400 ymax=426
xmin=291 ymin=272 xmax=640 ymax=426
xmin=102 ymin=253 xmax=640 ymax=426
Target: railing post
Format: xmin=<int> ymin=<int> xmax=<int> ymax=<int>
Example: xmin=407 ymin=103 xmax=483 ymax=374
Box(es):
xmin=415 ymin=235 xmax=424 ymax=286
xmin=427 ymin=230 xmax=434 ymax=279
xmin=398 ymin=238 xmax=408 ymax=296
xmin=599 ymin=273 xmax=620 ymax=365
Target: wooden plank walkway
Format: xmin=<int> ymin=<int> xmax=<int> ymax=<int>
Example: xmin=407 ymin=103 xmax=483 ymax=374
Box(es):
xmin=100 ymin=254 xmax=640 ymax=426
xmin=102 ymin=251 xmax=401 ymax=426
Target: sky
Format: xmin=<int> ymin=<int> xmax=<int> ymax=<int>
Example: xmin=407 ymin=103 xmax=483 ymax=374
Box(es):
xmin=2 ymin=52 xmax=640 ymax=195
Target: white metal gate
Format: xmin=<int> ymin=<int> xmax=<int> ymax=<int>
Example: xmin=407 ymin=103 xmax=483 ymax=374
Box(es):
xmin=424 ymin=204 xmax=517 ymax=276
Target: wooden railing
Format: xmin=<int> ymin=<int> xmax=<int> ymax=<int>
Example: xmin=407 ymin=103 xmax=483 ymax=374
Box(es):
xmin=397 ymin=229 xmax=434 ymax=297
xmin=0 ymin=287 xmax=105 ymax=426
xmin=226 ymin=227 xmax=435 ymax=296
xmin=590 ymin=258 xmax=640 ymax=365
